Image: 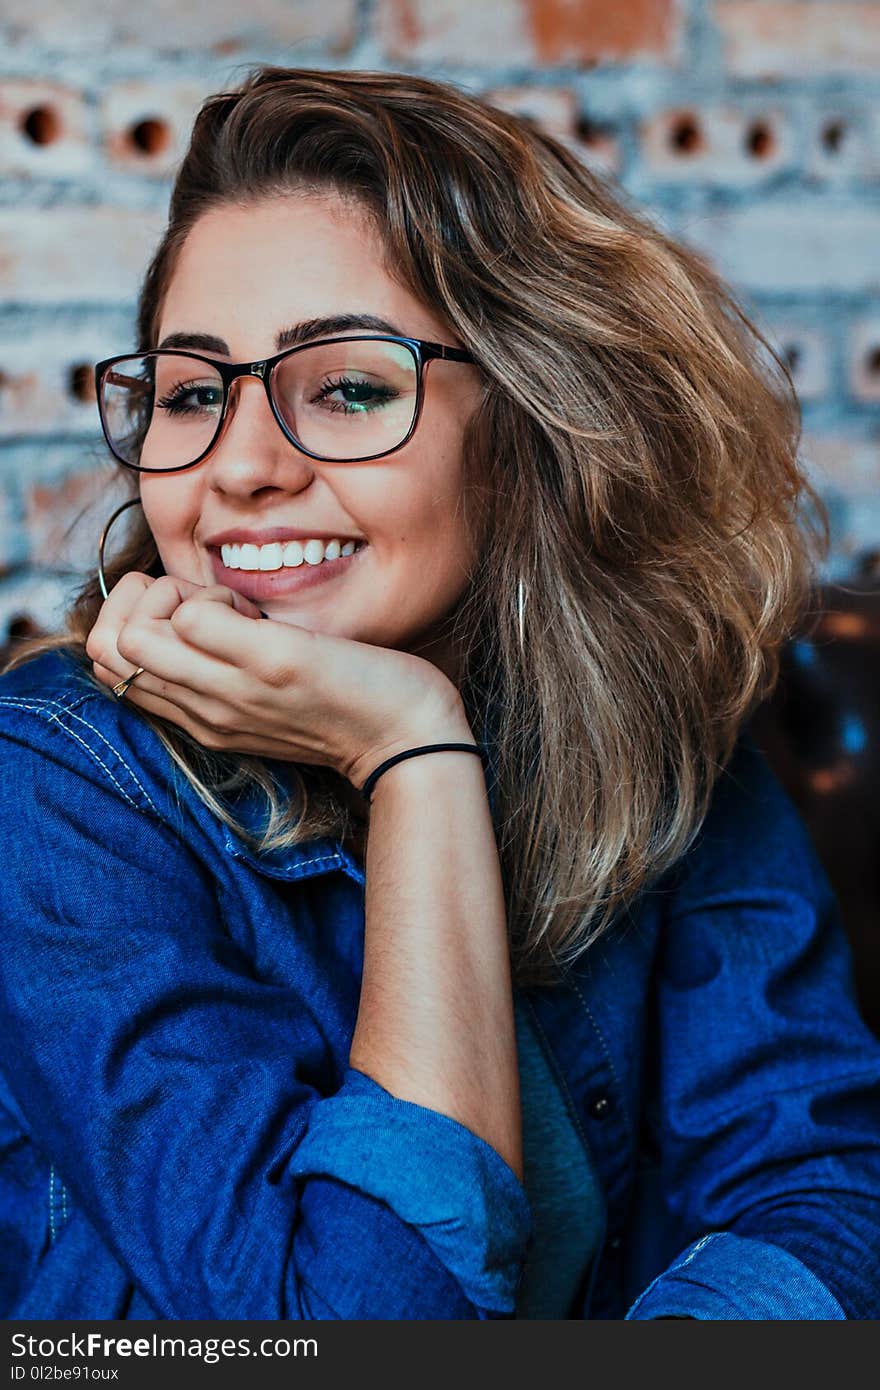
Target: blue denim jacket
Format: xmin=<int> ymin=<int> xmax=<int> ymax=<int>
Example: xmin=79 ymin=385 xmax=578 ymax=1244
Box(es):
xmin=1 ymin=647 xmax=879 ymax=1320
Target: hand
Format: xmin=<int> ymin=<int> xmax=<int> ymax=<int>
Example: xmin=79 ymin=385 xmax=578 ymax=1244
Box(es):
xmin=85 ymin=573 xmax=471 ymax=788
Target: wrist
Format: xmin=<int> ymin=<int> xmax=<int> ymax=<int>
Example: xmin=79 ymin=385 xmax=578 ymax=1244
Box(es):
xmin=363 ymin=739 xmax=488 ymax=804
xmin=346 ymin=710 xmax=476 ymax=798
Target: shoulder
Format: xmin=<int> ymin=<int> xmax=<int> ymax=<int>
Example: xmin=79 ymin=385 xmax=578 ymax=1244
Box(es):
xmin=667 ymin=731 xmax=828 ymax=907
xmin=0 ymin=646 xmax=177 ymax=826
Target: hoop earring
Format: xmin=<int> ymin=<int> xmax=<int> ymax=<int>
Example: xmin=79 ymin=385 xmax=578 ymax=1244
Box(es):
xmin=97 ymin=496 xmax=145 ymax=600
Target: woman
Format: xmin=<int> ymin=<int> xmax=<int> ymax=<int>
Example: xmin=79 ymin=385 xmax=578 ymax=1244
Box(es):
xmin=1 ymin=66 xmax=879 ymax=1321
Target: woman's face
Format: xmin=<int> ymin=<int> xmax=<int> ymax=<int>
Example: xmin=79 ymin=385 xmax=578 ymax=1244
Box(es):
xmin=141 ymin=192 xmax=485 ymax=682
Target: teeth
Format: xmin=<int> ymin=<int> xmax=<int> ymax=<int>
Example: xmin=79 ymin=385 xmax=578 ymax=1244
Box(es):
xmin=220 ymin=538 xmax=360 ymax=571
xmin=259 ymin=542 xmax=283 ymax=571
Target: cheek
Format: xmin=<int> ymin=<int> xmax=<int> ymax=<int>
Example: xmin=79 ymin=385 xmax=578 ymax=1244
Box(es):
xmin=139 ymin=480 xmax=199 ymax=545
xmin=392 ymin=511 xmax=476 ymax=608
xmin=138 ymin=481 xmax=206 ymax=583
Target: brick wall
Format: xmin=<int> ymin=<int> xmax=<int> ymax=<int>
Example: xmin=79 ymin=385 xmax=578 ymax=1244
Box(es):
xmin=1 ymin=0 xmax=878 ymax=640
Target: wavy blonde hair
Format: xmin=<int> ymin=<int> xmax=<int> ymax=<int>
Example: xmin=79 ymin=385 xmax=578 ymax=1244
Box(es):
xmin=4 ymin=65 xmax=829 ymax=988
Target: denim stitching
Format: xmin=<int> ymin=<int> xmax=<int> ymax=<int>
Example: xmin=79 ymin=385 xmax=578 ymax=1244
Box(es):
xmin=674 ymin=1232 xmax=717 ymax=1269
xmin=0 ymin=695 xmax=161 ymax=818
xmin=48 ymin=1164 xmax=70 ymax=1242
xmin=1 ymin=698 xmax=141 ymax=812
xmin=223 ymin=832 xmax=342 ymax=874
xmin=63 ymin=707 xmax=161 ymax=818
xmin=568 ymin=975 xmax=633 ymax=1143
xmin=625 ymin=1232 xmax=724 ymax=1316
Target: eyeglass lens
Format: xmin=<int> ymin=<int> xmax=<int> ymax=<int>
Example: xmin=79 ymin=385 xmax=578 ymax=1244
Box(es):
xmin=100 ymin=342 xmax=420 ymax=468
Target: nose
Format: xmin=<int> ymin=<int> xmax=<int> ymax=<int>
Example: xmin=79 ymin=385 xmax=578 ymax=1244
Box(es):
xmin=202 ymin=372 xmax=316 ymax=497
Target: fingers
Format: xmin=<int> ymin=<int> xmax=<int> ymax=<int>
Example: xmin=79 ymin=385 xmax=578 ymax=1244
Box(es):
xmin=86 ymin=574 xmax=299 ymax=746
xmin=89 ymin=575 xmax=260 ymax=699
xmin=87 ymin=570 xmax=153 ymax=648
xmin=112 ymin=581 xmax=255 ymax=696
xmin=168 ymin=590 xmax=308 ymax=676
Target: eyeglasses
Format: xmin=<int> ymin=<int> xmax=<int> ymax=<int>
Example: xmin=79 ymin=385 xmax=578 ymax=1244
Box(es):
xmin=94 ymin=334 xmax=476 ymax=473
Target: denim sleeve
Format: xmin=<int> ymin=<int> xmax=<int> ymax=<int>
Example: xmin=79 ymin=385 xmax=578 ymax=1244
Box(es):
xmin=627 ymin=735 xmax=880 ymax=1320
xmin=0 ymin=716 xmax=531 ymax=1320
xmin=626 ymin=1232 xmax=845 ymax=1320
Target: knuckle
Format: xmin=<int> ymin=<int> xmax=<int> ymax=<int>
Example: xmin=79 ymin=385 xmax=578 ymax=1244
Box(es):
xmin=118 ymin=570 xmax=146 ymax=592
xmin=170 ymin=600 xmax=201 ymax=634
xmin=261 ymin=660 xmax=293 ymax=690
xmin=198 ymin=698 xmax=234 ymax=735
xmin=116 ymin=622 xmax=146 ymax=662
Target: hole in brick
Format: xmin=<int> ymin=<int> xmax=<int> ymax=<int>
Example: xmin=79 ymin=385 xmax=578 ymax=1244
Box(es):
xmin=821 ymin=120 xmax=846 ymax=154
xmin=858 ymin=547 xmax=880 ymax=580
xmin=668 ymin=114 xmax=702 ymax=156
xmin=20 ymin=105 xmax=62 ymax=146
xmin=8 ymin=614 xmax=43 ymax=640
xmin=745 ymin=120 xmax=775 ymax=159
xmin=68 ymin=363 xmax=96 ymax=404
xmin=128 ymin=117 xmax=171 ymax=157
xmin=865 ymin=346 xmax=880 ymax=378
xmin=575 ymin=114 xmax=611 ymax=148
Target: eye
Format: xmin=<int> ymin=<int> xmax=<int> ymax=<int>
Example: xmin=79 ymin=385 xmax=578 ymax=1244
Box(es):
xmin=312 ymin=375 xmax=398 ymax=414
xmin=156 ymin=380 xmax=224 ymax=416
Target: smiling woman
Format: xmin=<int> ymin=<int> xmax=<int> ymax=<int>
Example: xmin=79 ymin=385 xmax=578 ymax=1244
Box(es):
xmin=2 ymin=65 xmax=880 ymax=1324
xmin=127 ymin=196 xmax=485 ymax=657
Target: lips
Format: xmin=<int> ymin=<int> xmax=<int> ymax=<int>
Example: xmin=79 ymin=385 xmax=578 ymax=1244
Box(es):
xmin=208 ymin=542 xmax=369 ymax=601
xmin=203 ymin=527 xmax=364 ymax=548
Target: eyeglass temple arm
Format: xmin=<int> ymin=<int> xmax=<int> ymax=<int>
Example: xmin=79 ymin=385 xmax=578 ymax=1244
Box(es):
xmin=420 ymin=341 xmax=475 ymax=363
xmin=103 ymin=371 xmax=152 ymax=392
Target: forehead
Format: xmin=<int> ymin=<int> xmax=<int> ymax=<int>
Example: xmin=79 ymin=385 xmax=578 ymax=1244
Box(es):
xmin=158 ymin=193 xmax=445 ymax=346
xmin=178 ymin=191 xmax=381 ymax=267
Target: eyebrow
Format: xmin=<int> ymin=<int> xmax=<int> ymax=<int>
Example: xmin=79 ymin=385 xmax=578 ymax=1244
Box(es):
xmin=157 ymin=313 xmax=407 ymax=355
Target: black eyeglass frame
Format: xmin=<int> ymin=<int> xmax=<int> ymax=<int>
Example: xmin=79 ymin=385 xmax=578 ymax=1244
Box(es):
xmin=94 ymin=334 xmax=477 ymax=473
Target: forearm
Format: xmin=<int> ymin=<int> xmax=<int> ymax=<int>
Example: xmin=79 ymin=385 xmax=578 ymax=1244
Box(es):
xmin=348 ymin=734 xmax=523 ymax=1182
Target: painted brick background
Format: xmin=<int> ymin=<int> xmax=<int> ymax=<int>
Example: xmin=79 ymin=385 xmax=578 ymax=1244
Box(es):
xmin=0 ymin=0 xmax=878 ymax=640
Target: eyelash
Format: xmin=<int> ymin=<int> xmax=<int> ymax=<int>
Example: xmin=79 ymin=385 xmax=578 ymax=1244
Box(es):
xmin=156 ymin=380 xmax=220 ymax=414
xmin=155 ymin=375 xmax=399 ymax=416
xmin=311 ymin=375 xmax=398 ymax=413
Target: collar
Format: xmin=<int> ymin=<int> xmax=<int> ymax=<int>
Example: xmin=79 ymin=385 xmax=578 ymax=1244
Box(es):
xmin=217 ymin=707 xmax=500 ymax=892
xmin=219 ymin=758 xmax=366 ymax=886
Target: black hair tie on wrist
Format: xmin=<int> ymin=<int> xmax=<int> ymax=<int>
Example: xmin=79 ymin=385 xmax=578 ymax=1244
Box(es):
xmin=361 ymin=742 xmax=490 ymax=804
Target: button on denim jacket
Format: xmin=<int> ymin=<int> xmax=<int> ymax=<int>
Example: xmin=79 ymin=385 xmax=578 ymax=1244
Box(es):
xmin=1 ymin=648 xmax=880 ymax=1320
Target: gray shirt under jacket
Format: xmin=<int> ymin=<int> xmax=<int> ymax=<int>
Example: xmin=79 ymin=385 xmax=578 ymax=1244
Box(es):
xmin=513 ymin=993 xmax=603 ymax=1318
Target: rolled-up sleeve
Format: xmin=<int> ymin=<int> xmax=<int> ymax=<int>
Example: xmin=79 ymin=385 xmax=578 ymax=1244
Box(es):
xmin=626 ymin=1231 xmax=845 ymax=1319
xmin=0 ymin=707 xmax=531 ymax=1320
xmin=290 ymin=1066 xmax=531 ymax=1312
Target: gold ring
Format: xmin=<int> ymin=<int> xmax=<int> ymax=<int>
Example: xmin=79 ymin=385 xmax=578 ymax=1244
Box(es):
xmin=112 ymin=666 xmax=146 ymax=699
